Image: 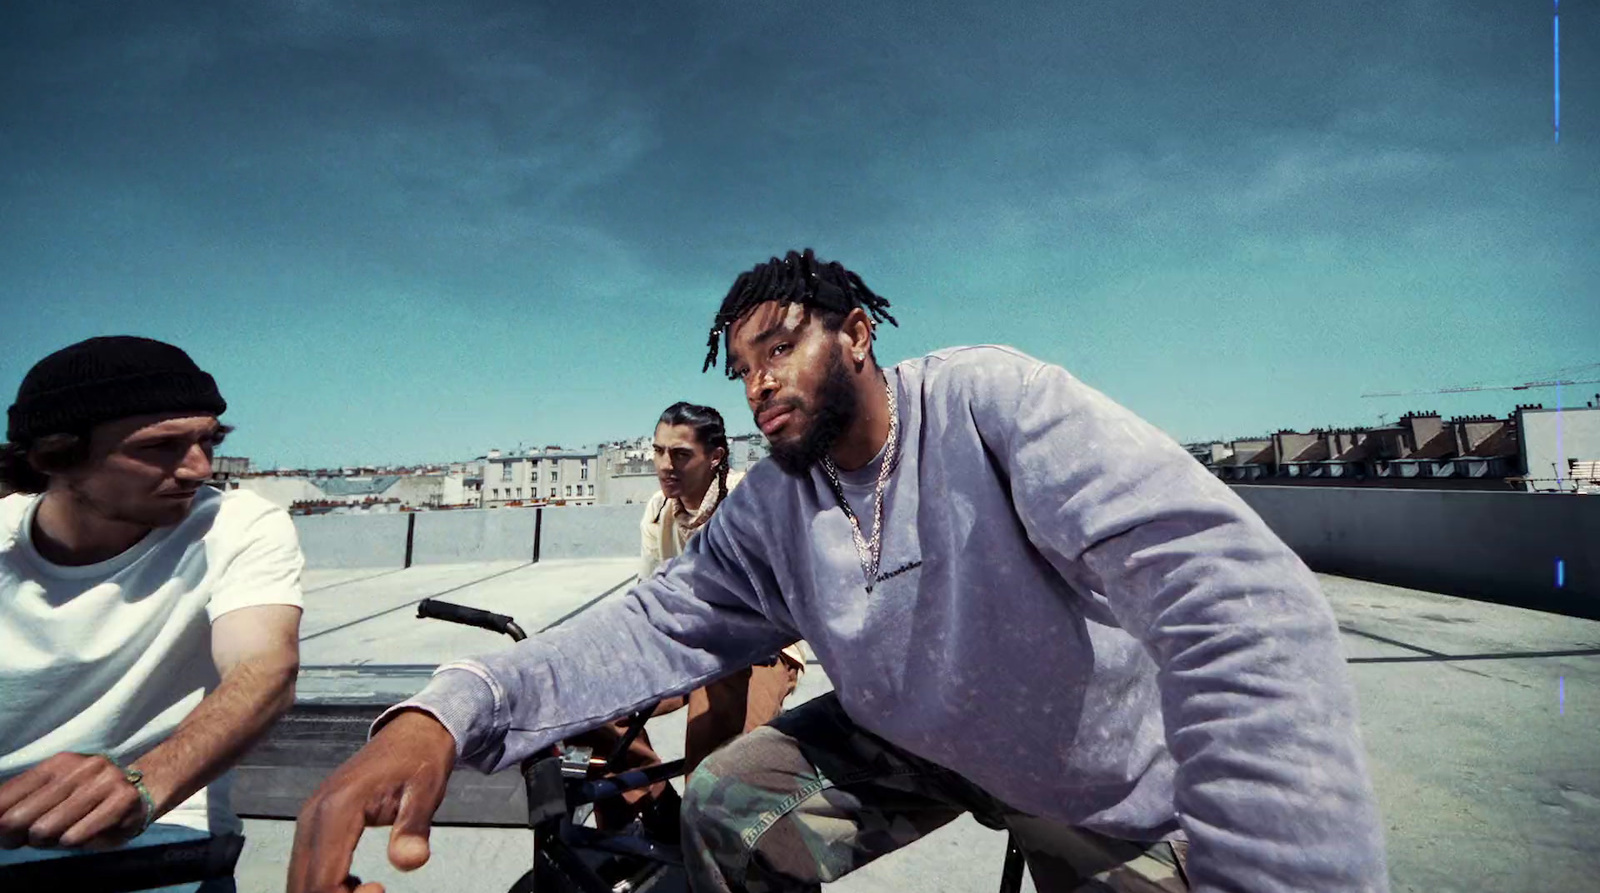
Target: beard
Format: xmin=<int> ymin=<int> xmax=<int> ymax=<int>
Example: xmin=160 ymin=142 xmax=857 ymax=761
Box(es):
xmin=767 ymin=344 xmax=859 ymax=477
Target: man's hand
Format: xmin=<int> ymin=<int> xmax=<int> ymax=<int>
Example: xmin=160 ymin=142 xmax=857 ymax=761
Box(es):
xmin=0 ymin=753 xmax=144 ymax=851
xmin=287 ymin=710 xmax=458 ymax=893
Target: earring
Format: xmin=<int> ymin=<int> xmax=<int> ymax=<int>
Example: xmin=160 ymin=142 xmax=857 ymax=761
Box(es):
xmin=854 ymin=352 xmax=864 ymax=363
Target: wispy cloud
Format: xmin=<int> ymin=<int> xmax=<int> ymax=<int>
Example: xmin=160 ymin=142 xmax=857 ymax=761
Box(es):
xmin=1 ymin=0 xmax=1593 ymax=464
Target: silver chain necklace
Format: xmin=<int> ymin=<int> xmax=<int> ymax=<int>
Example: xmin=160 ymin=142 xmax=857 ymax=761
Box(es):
xmin=821 ymin=375 xmax=899 ymax=590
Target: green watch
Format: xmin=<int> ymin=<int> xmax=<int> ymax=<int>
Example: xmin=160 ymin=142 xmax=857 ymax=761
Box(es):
xmin=103 ymin=755 xmax=157 ymax=833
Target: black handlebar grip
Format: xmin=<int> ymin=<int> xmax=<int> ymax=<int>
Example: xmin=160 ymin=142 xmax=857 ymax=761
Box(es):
xmin=417 ymin=598 xmax=514 ymax=634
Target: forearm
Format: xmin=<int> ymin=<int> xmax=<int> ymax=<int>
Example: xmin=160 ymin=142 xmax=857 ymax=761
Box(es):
xmin=130 ymin=655 xmax=298 ymax=817
xmin=382 ymin=536 xmax=795 ymax=773
xmin=388 ymin=588 xmax=790 ymax=774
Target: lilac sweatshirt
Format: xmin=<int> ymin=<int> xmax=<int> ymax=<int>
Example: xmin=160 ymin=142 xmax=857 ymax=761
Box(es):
xmin=384 ymin=345 xmax=1389 ymax=891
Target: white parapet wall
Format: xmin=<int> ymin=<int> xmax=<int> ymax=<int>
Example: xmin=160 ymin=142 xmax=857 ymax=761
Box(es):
xmin=287 ymin=487 xmax=1598 ymax=621
xmin=290 ymin=504 xmax=645 ymax=570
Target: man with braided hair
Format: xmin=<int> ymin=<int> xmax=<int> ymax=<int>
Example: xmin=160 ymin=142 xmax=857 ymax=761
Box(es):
xmin=566 ymin=401 xmax=805 ymax=843
xmin=290 ymin=250 xmax=1390 ymax=893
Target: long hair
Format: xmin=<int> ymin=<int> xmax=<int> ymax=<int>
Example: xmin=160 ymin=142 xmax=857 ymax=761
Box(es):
xmin=0 ymin=433 xmax=90 ymax=495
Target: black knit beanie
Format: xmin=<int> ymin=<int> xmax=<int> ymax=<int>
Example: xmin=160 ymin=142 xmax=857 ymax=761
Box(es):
xmin=6 ymin=336 xmax=227 ymax=443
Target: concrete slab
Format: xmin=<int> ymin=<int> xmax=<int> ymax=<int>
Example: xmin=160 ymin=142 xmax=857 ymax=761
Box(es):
xmin=1318 ymin=574 xmax=1600 ymax=893
xmin=293 ymin=664 xmax=440 ymax=705
xmin=297 ymin=561 xmax=529 ymax=640
xmin=1324 ymin=573 xmax=1600 ymax=655
xmin=302 ymin=567 xmax=409 ymax=593
xmin=297 ymin=559 xmax=638 ymax=668
xmin=236 ymin=822 xmax=536 ymax=893
xmin=244 ymin=563 xmax=1600 ymax=893
xmin=233 ymin=813 xmax=1026 ymax=893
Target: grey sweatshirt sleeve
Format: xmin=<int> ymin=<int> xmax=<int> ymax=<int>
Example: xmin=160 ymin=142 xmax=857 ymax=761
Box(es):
xmin=966 ymin=352 xmax=1389 ymax=892
xmin=372 ymin=498 xmax=798 ymax=774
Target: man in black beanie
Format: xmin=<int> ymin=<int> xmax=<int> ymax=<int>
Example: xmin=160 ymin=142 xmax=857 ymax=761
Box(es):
xmin=0 ymin=336 xmax=305 ymax=891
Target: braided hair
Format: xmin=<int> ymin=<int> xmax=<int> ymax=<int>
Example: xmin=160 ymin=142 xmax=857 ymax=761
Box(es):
xmin=702 ymin=249 xmax=898 ymax=379
xmin=657 ymin=401 xmax=731 ymax=505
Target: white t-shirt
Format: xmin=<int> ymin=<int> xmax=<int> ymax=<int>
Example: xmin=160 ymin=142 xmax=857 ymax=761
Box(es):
xmin=0 ymin=487 xmax=305 ymax=835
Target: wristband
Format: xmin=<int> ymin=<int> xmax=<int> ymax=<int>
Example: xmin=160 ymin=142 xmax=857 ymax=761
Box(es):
xmin=101 ymin=754 xmax=157 ymax=833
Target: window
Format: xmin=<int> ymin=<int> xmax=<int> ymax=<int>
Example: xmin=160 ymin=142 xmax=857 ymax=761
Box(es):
xmin=549 ymin=487 xmax=556 ymax=498
xmin=501 ymin=464 xmax=512 ymax=481
xmin=565 ymin=485 xmax=572 ymax=496
xmin=516 ymin=488 xmax=523 ymax=498
xmin=551 ymin=470 xmax=559 ymax=482
xmin=491 ymin=488 xmax=499 ymax=499
xmin=530 ymin=470 xmax=538 ymax=482
xmin=587 ymin=484 xmax=594 ymax=496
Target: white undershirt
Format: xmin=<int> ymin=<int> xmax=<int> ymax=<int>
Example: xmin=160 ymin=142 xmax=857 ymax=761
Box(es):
xmin=0 ymin=487 xmax=304 ymax=835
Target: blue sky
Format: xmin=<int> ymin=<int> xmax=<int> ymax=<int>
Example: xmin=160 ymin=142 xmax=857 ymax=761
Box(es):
xmin=2 ymin=1 xmax=1595 ymax=469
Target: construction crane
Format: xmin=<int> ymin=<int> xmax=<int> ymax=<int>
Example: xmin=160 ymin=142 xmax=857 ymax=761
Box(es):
xmin=1361 ymin=362 xmax=1600 ymax=398
xmin=1362 ymin=377 xmax=1600 ymax=398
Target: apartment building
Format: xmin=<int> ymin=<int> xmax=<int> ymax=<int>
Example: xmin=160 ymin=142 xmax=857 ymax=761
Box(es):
xmin=1515 ymin=398 xmax=1600 ymax=493
xmin=1194 ymin=398 xmax=1600 ymax=492
xmin=482 ymin=447 xmax=599 ymax=507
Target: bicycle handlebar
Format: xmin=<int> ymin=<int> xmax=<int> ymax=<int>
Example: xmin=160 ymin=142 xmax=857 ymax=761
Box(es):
xmin=416 ymin=599 xmax=527 ymax=641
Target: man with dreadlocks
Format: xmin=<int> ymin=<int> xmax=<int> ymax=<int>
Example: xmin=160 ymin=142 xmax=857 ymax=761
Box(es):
xmin=289 ymin=250 xmax=1389 ymax=893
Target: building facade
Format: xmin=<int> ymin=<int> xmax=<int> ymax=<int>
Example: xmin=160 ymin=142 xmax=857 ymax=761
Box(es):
xmin=209 ymin=456 xmax=250 ymax=491
xmin=1515 ymin=400 xmax=1600 ymax=493
xmin=240 ymin=468 xmax=474 ymax=513
xmin=481 ymin=447 xmax=599 ymax=507
xmin=590 ymin=430 xmax=773 ymax=506
xmin=1196 ymin=406 xmax=1533 ymax=490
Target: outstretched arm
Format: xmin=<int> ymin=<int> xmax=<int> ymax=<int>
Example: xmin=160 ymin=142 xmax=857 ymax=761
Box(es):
xmin=374 ymin=498 xmax=796 ymax=774
xmin=290 ymin=494 xmax=794 ymax=892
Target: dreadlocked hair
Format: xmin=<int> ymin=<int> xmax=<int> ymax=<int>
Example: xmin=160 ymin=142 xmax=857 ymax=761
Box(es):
xmin=702 ymin=248 xmax=898 ymax=378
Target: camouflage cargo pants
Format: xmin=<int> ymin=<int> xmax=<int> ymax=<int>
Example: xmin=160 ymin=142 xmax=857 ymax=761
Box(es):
xmin=682 ymin=693 xmax=1189 ymax=893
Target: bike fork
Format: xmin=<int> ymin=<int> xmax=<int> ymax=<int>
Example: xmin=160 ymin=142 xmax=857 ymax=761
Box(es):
xmin=998 ymin=832 xmax=1026 ymax=893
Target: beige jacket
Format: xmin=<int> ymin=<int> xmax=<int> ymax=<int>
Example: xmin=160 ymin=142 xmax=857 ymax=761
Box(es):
xmin=639 ymin=470 xmax=807 ymax=670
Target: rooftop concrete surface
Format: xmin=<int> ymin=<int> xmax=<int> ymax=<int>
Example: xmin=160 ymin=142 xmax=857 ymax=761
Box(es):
xmin=1322 ymin=576 xmax=1598 ymax=893
xmin=296 ymin=558 xmax=638 ymax=673
xmin=227 ymin=563 xmax=1598 ymax=892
